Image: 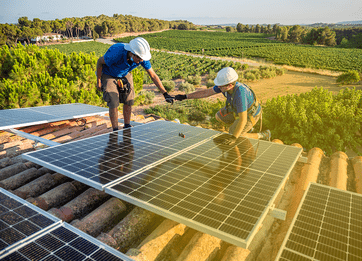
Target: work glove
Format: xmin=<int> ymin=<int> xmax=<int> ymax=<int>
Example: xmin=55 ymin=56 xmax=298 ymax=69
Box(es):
xmin=163 ymin=92 xmax=175 ymax=104
xmin=222 ymin=135 xmax=237 ymax=145
xmin=175 ymin=94 xmax=187 ymax=101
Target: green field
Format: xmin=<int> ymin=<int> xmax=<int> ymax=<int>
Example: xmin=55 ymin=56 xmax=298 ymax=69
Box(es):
xmin=116 ymin=30 xmax=362 ymax=72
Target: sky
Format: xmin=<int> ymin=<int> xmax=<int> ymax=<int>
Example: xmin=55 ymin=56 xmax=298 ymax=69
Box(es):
xmin=1 ymin=0 xmax=362 ymax=25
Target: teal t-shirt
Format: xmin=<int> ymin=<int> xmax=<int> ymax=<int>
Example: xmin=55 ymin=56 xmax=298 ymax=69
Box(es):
xmin=213 ymin=82 xmax=261 ymax=115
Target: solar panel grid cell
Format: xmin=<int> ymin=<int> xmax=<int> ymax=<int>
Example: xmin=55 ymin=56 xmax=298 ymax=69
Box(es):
xmin=0 ymin=190 xmax=60 ymax=256
xmin=275 ymin=183 xmax=362 ymax=261
xmin=1 ymin=223 xmax=131 ymax=261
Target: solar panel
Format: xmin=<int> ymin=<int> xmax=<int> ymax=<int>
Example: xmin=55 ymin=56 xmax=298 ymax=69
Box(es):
xmin=23 ymin=121 xmax=303 ymax=248
xmin=0 ymin=188 xmax=61 ymax=256
xmin=275 ymin=183 xmax=362 ymax=261
xmin=0 ymin=222 xmax=134 ymax=261
xmin=0 ymin=103 xmax=109 ymax=130
xmin=106 ymin=132 xmax=302 ymax=248
xmin=22 ymin=121 xmax=220 ymax=190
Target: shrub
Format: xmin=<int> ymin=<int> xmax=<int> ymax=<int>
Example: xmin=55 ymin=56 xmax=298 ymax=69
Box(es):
xmin=275 ymin=67 xmax=286 ymax=76
xmin=260 ymin=66 xmax=276 ymax=79
xmin=336 ymin=70 xmax=360 ymax=85
xmin=135 ymin=90 xmax=155 ymax=105
xmin=162 ymin=80 xmax=175 ymax=92
xmin=186 ymin=75 xmax=202 ymax=85
xmin=179 ymin=82 xmax=195 ymax=94
xmin=206 ymin=70 xmax=217 ymax=80
xmin=244 ymin=70 xmax=260 ymax=81
xmin=206 ymin=79 xmax=215 ymax=88
xmin=143 ymin=74 xmax=152 ymax=84
xmin=241 ymin=64 xmax=249 ymax=70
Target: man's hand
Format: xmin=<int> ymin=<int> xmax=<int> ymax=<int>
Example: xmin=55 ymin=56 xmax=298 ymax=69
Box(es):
xmin=222 ymin=135 xmax=237 ymax=145
xmin=163 ymin=92 xmax=175 ymax=104
xmin=175 ymin=94 xmax=187 ymax=101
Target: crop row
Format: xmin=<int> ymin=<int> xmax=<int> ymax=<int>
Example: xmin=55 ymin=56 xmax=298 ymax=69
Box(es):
xmin=116 ymin=30 xmax=362 ymax=72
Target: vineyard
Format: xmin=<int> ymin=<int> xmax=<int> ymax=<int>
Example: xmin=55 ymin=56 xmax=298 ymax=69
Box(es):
xmin=116 ymin=30 xmax=362 ymax=73
xmin=42 ymin=42 xmax=248 ymax=80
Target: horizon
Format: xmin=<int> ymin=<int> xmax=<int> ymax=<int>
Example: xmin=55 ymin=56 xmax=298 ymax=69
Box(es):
xmin=2 ymin=0 xmax=362 ymax=26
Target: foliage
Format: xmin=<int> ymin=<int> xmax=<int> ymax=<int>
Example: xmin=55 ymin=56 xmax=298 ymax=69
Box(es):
xmin=161 ymin=80 xmax=175 ymax=92
xmin=0 ymin=15 xmax=195 ymax=46
xmin=144 ymin=99 xmax=224 ymax=129
xmin=135 ymin=90 xmax=155 ymax=105
xmin=206 ymin=79 xmax=215 ymax=88
xmin=0 ymin=44 xmax=143 ymax=109
xmin=336 ymin=70 xmax=361 ymax=85
xmin=262 ymin=87 xmax=362 ymax=155
xmin=178 ymin=82 xmax=195 ymax=94
xmin=186 ymin=75 xmax=201 ymax=85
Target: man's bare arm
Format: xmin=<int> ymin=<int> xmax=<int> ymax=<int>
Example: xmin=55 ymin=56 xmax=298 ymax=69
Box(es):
xmin=96 ymin=56 xmax=105 ymax=90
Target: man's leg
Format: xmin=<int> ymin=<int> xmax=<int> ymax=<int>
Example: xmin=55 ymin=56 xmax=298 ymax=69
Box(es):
xmin=109 ymin=107 xmax=119 ymax=130
xmin=123 ymin=104 xmax=132 ymax=125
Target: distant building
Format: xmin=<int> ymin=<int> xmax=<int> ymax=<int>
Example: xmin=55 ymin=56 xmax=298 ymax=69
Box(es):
xmin=31 ymin=33 xmax=64 ymax=43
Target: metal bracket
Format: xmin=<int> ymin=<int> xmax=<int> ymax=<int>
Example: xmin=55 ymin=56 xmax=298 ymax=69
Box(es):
xmin=298 ymin=156 xmax=308 ymax=163
xmin=7 ymin=129 xmax=60 ymax=148
xmin=269 ymin=204 xmax=287 ymax=221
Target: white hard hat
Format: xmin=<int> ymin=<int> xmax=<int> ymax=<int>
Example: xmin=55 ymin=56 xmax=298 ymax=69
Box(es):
xmin=214 ymin=67 xmax=238 ymax=86
xmin=124 ymin=37 xmax=151 ymax=61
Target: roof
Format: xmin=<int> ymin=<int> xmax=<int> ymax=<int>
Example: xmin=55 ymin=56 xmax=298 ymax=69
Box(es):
xmin=0 ymin=113 xmax=361 ymax=261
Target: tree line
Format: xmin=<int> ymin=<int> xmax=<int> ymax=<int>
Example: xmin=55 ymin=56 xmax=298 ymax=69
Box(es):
xmin=231 ymin=23 xmax=361 ymax=48
xmin=0 ymin=14 xmax=196 ymax=46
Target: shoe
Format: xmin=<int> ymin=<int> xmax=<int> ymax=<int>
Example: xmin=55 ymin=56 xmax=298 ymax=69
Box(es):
xmin=123 ymin=124 xmax=133 ymax=129
xmin=261 ymin=129 xmax=271 ymax=141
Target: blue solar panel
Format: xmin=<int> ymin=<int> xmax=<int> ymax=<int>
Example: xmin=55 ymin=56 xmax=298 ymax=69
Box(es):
xmin=0 ymin=103 xmax=108 ymax=130
xmin=1 ymin=223 xmax=134 ymax=261
xmin=0 ymin=188 xmax=61 ymax=256
xmin=276 ymin=183 xmax=362 ymax=261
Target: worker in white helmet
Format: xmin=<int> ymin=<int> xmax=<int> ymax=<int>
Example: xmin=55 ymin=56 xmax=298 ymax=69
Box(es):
xmin=175 ymin=67 xmax=271 ymax=145
xmin=96 ymin=37 xmax=174 ymax=130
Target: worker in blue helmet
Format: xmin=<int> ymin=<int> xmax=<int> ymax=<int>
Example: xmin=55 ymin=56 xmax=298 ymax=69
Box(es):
xmin=96 ymin=37 xmax=174 ymax=131
xmin=175 ymin=67 xmax=270 ymax=145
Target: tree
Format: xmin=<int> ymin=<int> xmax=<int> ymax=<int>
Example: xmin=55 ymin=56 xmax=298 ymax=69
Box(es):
xmin=1 ymin=24 xmax=21 ymax=46
xmin=41 ymin=21 xmax=52 ymax=34
xmin=236 ymin=23 xmax=243 ymax=32
xmin=226 ymin=26 xmax=233 ymax=32
xmin=267 ymin=24 xmax=272 ymax=34
xmin=74 ymin=21 xmax=85 ymax=38
xmin=177 ymin=24 xmax=188 ymax=30
xmin=272 ymin=24 xmax=279 ymax=34
xmin=317 ymin=27 xmax=336 ymax=46
xmin=18 ymin=17 xmax=31 ymax=28
xmin=64 ymin=18 xmax=74 ymax=39
xmin=21 ymin=27 xmax=38 ymax=44
xmin=288 ymin=25 xmax=305 ymax=43
xmin=255 ymin=24 xmax=261 ymax=33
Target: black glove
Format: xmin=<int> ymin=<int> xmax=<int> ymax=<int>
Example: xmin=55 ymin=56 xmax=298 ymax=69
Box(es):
xmin=175 ymin=94 xmax=187 ymax=101
xmin=222 ymin=135 xmax=237 ymax=145
xmin=163 ymin=92 xmax=174 ymax=104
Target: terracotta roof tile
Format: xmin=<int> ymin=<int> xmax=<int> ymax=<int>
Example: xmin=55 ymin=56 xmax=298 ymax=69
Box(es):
xmin=0 ymin=114 xmax=361 ymax=261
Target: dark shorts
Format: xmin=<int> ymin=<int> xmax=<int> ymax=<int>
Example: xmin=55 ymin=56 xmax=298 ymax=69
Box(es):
xmin=101 ymin=73 xmax=134 ymax=108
